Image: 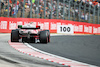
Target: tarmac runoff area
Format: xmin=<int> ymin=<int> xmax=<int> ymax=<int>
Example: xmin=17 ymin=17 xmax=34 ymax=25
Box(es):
xmin=0 ymin=33 xmax=99 ymax=67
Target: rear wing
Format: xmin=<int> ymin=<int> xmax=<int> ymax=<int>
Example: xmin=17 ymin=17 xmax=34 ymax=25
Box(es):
xmin=18 ymin=25 xmax=40 ymax=29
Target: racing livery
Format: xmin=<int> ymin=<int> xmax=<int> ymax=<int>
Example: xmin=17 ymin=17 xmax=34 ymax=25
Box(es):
xmin=11 ymin=24 xmax=50 ymax=43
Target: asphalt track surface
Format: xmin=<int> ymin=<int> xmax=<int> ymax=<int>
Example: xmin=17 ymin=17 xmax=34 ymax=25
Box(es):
xmin=0 ymin=33 xmax=66 ymax=67
xmin=29 ymin=35 xmax=100 ymax=66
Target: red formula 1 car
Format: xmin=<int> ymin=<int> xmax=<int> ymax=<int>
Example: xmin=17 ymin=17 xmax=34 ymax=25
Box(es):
xmin=11 ymin=25 xmax=50 ymax=43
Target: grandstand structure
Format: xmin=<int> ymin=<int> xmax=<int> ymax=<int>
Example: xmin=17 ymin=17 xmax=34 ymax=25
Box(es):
xmin=0 ymin=0 xmax=100 ymax=24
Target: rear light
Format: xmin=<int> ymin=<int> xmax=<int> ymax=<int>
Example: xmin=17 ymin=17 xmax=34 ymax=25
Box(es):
xmin=36 ymin=26 xmax=40 ymax=29
xmin=34 ymin=36 xmax=39 ymax=38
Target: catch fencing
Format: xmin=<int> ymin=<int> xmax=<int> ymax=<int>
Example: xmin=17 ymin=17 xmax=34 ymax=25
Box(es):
xmin=0 ymin=0 xmax=100 ymax=24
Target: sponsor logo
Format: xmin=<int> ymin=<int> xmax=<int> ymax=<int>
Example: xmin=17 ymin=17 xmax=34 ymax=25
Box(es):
xmin=74 ymin=25 xmax=83 ymax=32
xmin=0 ymin=21 xmax=7 ymax=29
xmin=84 ymin=25 xmax=92 ymax=33
xmin=93 ymin=27 xmax=98 ymax=33
xmin=9 ymin=21 xmax=17 ymax=30
xmin=51 ymin=22 xmax=61 ymax=30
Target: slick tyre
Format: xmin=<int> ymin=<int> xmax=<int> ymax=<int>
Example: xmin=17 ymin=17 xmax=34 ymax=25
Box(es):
xmin=11 ymin=29 xmax=19 ymax=42
xmin=44 ymin=30 xmax=50 ymax=42
xmin=39 ymin=31 xmax=48 ymax=43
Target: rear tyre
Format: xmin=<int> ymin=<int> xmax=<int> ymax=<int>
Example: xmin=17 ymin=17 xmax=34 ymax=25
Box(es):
xmin=11 ymin=29 xmax=19 ymax=42
xmin=44 ymin=30 xmax=50 ymax=42
xmin=39 ymin=31 xmax=48 ymax=43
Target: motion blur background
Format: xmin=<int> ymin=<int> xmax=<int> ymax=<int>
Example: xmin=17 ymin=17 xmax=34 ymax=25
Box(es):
xmin=0 ymin=0 xmax=100 ymax=24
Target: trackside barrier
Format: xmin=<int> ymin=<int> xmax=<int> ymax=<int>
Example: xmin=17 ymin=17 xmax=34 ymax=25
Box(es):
xmin=0 ymin=17 xmax=100 ymax=35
